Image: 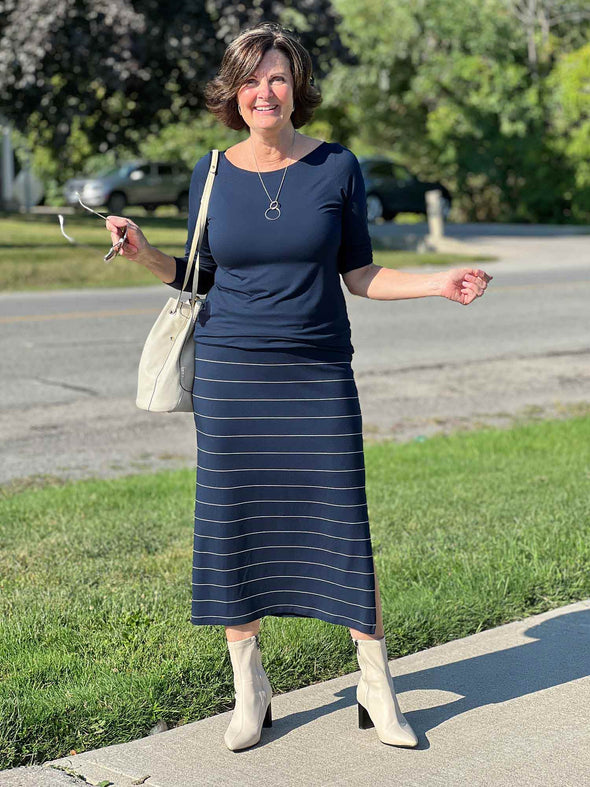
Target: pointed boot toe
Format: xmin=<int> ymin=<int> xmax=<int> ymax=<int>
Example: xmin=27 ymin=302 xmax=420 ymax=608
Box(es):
xmin=355 ymin=637 xmax=418 ymax=749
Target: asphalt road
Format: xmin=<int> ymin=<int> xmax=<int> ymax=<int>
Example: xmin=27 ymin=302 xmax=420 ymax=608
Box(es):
xmin=1 ymin=225 xmax=589 ymax=484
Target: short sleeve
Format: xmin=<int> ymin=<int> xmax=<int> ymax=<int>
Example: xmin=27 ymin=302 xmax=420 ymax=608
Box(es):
xmin=168 ymin=152 xmax=218 ymax=294
xmin=337 ymin=153 xmax=373 ymax=275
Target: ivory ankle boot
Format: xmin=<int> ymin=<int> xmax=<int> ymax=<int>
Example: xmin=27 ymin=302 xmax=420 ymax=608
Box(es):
xmin=224 ymin=634 xmax=272 ymax=751
xmin=354 ymin=637 xmax=418 ymax=748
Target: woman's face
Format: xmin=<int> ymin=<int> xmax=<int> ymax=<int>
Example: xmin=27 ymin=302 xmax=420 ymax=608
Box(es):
xmin=236 ymin=48 xmax=295 ymax=134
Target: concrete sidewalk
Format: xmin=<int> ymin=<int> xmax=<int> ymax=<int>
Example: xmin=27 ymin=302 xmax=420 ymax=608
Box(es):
xmin=3 ymin=600 xmax=590 ymax=787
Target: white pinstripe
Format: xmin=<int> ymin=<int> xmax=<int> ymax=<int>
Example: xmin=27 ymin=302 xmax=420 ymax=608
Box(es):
xmin=194 ymin=558 xmax=373 ymax=575
xmin=195 ymin=411 xmax=361 ymax=421
xmin=192 ymin=574 xmax=374 ymax=592
xmin=194 ymin=529 xmax=369 ymax=541
xmin=193 ymin=588 xmax=375 ymax=610
xmin=195 ymin=376 xmax=352 ymax=384
xmin=195 ymin=514 xmax=369 ymax=525
xmin=196 ymin=429 xmax=362 ymax=438
xmin=195 ymin=498 xmax=365 ymax=508
xmin=198 ymin=448 xmax=363 ymax=456
xmin=193 ymin=589 xmax=375 ymax=609
xmin=197 ymin=465 xmax=363 ymax=473
xmin=194 ymin=395 xmax=358 ymax=402
xmin=194 ymin=544 xmax=371 ymax=559
xmin=191 ymin=604 xmax=374 ymax=628
xmin=194 ymin=413 xmax=360 ymax=420
xmin=197 ymin=483 xmax=365 ymax=490
xmin=195 ymin=358 xmax=351 ymax=367
xmin=198 ymin=467 xmax=364 ymax=475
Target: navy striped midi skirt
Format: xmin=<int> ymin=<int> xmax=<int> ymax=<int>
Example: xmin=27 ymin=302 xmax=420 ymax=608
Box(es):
xmin=191 ymin=342 xmax=377 ymax=634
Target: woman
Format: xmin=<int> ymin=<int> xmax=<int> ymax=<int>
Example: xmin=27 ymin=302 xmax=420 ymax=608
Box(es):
xmin=106 ymin=23 xmax=492 ymax=752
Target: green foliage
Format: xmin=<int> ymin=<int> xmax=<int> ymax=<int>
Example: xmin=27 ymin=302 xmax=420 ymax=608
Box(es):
xmin=137 ymin=114 xmax=245 ymax=170
xmin=323 ymin=0 xmax=584 ymax=222
xmin=11 ymin=110 xmax=122 ymax=205
xmin=1 ymin=0 xmax=349 ymax=190
xmin=6 ymin=0 xmax=590 ymax=221
xmin=412 ymin=51 xmax=572 ymax=221
xmin=547 ymin=43 xmax=590 ymax=220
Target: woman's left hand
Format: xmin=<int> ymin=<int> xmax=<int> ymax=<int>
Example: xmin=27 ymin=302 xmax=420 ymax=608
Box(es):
xmin=439 ymin=267 xmax=493 ymax=305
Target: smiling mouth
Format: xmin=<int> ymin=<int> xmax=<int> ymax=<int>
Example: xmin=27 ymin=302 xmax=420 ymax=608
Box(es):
xmin=254 ymin=105 xmax=278 ymax=112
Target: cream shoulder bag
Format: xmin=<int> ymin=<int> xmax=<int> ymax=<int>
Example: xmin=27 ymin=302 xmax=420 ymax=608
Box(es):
xmin=136 ymin=150 xmax=219 ymax=413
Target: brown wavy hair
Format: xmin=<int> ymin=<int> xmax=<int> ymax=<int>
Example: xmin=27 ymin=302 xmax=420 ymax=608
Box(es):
xmin=205 ymin=23 xmax=322 ymax=131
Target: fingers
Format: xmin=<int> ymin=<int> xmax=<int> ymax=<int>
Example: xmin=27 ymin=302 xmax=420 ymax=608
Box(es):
xmin=120 ymin=236 xmax=138 ymax=256
xmin=462 ymin=269 xmax=493 ymax=297
xmin=464 ymin=269 xmax=492 ymax=284
xmin=461 ymin=281 xmax=484 ymax=300
xmin=105 ymin=215 xmax=127 ymax=232
xmin=105 ymin=216 xmax=143 ymax=257
xmin=106 ymin=215 xmax=139 ymax=237
xmin=106 ymin=217 xmax=126 ymax=245
xmin=461 ymin=287 xmax=479 ymax=304
xmin=460 ymin=282 xmax=477 ymax=301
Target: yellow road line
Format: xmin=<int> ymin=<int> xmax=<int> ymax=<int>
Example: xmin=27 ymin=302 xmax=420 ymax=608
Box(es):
xmin=1 ymin=279 xmax=588 ymax=323
xmin=0 ymin=307 xmax=160 ymax=324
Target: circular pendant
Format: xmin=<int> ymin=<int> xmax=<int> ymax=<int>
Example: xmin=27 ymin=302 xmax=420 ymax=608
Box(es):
xmin=265 ymin=200 xmax=281 ymax=221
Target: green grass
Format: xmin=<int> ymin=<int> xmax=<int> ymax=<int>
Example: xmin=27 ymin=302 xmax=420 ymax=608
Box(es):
xmin=0 ymin=214 xmax=185 ymax=291
xmin=0 ymin=214 xmax=492 ymax=292
xmin=374 ymin=250 xmax=493 ymax=269
xmin=1 ymin=416 xmax=589 ymax=768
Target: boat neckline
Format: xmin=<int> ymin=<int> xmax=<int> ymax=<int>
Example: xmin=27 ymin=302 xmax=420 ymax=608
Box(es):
xmin=221 ymin=141 xmax=328 ymax=173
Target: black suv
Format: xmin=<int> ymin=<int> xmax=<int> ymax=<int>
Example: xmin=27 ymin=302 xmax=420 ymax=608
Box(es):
xmin=359 ymin=156 xmax=452 ymax=222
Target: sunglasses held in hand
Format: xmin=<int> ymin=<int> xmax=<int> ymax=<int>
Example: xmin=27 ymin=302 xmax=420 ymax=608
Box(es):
xmin=58 ymin=193 xmax=129 ymax=262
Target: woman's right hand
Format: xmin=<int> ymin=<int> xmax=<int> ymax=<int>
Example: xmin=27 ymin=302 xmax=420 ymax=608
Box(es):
xmin=105 ymin=215 xmax=151 ymax=264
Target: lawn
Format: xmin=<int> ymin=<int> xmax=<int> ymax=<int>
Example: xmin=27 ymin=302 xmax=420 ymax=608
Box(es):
xmin=0 ymin=214 xmax=493 ymax=291
xmin=1 ymin=415 xmax=589 ymax=768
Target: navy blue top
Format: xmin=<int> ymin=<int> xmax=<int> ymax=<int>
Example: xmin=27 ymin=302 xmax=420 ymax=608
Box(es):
xmin=170 ymin=141 xmax=373 ymax=353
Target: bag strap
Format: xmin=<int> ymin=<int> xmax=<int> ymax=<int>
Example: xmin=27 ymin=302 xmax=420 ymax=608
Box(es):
xmin=176 ymin=149 xmax=219 ymax=309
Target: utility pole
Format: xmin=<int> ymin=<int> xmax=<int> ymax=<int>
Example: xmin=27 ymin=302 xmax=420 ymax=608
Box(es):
xmin=426 ymin=189 xmax=445 ymax=243
xmin=0 ymin=116 xmax=15 ymax=211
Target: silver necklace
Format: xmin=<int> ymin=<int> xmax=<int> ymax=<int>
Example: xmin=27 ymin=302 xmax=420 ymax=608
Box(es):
xmin=250 ymin=131 xmax=297 ymax=221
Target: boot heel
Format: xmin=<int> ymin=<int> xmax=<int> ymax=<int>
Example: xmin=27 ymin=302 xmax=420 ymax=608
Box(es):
xmin=263 ymin=702 xmax=272 ymax=728
xmin=358 ymin=702 xmax=374 ymax=730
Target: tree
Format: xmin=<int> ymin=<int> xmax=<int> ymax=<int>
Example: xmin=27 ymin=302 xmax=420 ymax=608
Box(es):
xmin=504 ymin=0 xmax=590 ymax=74
xmin=548 ymin=43 xmax=590 ymax=219
xmin=324 ymin=0 xmax=580 ymax=221
xmin=0 ymin=0 xmax=349 ymax=174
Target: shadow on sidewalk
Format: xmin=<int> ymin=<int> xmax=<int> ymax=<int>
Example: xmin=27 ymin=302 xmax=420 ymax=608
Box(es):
xmin=260 ymin=609 xmax=590 ymax=749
